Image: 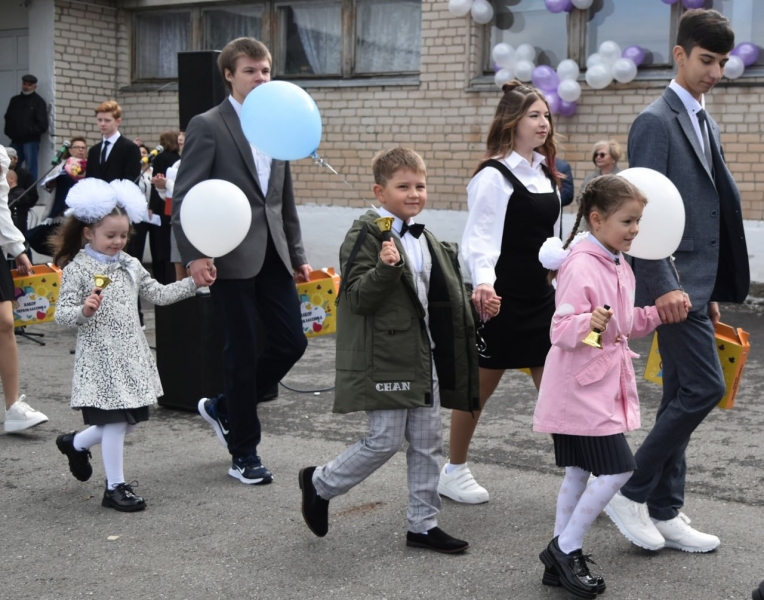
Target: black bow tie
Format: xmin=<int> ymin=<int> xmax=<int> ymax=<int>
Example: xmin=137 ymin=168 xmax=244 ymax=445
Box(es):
xmin=400 ymin=222 xmax=425 ymax=239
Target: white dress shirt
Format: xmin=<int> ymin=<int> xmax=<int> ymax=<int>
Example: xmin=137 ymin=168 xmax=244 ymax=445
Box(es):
xmin=228 ymin=95 xmax=272 ymax=194
xmin=0 ymin=148 xmax=26 ymax=257
xmin=669 ymin=79 xmax=708 ymax=152
xmin=461 ymin=151 xmax=561 ymax=287
xmin=101 ymin=131 xmax=121 ymax=163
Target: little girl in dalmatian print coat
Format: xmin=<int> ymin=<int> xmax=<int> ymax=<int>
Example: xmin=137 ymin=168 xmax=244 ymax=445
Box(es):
xmin=53 ymin=178 xmax=205 ymax=512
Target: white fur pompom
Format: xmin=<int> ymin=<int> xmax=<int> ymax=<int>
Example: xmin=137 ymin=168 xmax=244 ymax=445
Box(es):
xmin=65 ymin=178 xmax=117 ymax=223
xmin=539 ymin=236 xmax=569 ymax=271
xmin=110 ymin=179 xmax=148 ymax=224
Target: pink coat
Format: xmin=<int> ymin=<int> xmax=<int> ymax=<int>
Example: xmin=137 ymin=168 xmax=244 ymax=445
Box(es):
xmin=533 ymin=238 xmax=662 ymax=437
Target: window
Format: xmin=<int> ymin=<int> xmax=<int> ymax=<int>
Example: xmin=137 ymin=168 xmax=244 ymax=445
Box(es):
xmin=710 ymin=0 xmax=764 ymax=66
xmin=279 ymin=3 xmax=343 ymax=76
xmin=134 ymin=11 xmax=191 ymax=80
xmin=490 ymin=0 xmax=568 ymax=68
xmin=203 ymin=6 xmax=264 ymax=51
xmin=355 ymin=0 xmax=422 ymax=74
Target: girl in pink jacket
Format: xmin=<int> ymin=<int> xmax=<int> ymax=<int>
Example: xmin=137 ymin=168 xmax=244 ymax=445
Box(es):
xmin=533 ymin=175 xmax=671 ymax=599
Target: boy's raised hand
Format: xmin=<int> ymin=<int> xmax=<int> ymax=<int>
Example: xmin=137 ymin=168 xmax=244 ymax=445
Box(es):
xmin=82 ymin=288 xmax=103 ymax=318
xmin=590 ymin=306 xmax=613 ymax=332
xmin=379 ymin=240 xmax=400 ymax=266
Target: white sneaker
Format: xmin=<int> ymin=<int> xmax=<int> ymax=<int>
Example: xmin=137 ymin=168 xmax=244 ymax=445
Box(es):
xmin=653 ymin=513 xmax=720 ymax=553
xmin=437 ymin=463 xmax=489 ymax=504
xmin=604 ymin=492 xmax=665 ymax=551
xmin=4 ymin=396 xmax=49 ymax=433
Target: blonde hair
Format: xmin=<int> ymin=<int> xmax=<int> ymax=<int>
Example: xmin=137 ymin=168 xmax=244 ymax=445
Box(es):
xmin=372 ymin=147 xmax=427 ymax=186
xmin=591 ymin=139 xmax=622 ymax=166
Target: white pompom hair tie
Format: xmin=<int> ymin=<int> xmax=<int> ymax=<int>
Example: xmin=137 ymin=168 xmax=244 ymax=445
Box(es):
xmin=538 ymin=232 xmax=589 ymax=270
xmin=65 ymin=179 xmax=148 ymax=224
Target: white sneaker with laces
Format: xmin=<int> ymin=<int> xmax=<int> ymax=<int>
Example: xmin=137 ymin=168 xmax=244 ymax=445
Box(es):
xmin=437 ymin=463 xmax=489 ymax=504
xmin=604 ymin=492 xmax=665 ymax=551
xmin=653 ymin=513 xmax=720 ymax=553
xmin=4 ymin=395 xmax=49 ymax=433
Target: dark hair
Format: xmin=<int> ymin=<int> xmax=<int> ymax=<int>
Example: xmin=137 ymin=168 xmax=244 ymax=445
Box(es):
xmin=64 ymin=136 xmax=87 ymax=161
xmin=51 ymin=206 xmax=131 ymax=268
xmin=158 ymin=130 xmax=179 ymax=154
xmin=477 ymin=80 xmax=561 ymax=186
xmin=548 ymin=175 xmax=647 ymax=282
xmin=218 ymin=38 xmax=272 ymax=95
xmin=677 ymin=9 xmax=734 ymax=56
xmin=372 ymin=147 xmax=427 ymax=186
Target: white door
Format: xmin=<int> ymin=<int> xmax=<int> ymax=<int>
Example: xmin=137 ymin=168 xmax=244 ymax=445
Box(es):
xmin=0 ymin=29 xmax=29 ymax=147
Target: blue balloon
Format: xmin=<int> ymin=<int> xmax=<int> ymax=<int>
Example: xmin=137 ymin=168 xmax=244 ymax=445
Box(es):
xmin=240 ymin=81 xmax=322 ymax=161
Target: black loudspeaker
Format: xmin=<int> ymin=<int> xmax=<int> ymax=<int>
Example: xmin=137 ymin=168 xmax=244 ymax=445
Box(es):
xmin=155 ymin=293 xmax=225 ymax=411
xmin=178 ymin=51 xmax=226 ymax=131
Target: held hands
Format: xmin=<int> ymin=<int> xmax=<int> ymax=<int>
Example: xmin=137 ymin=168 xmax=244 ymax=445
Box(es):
xmin=189 ymin=258 xmax=217 ymax=287
xmin=472 ymin=284 xmax=502 ymax=323
xmin=379 ymin=240 xmax=400 ymax=266
xmin=14 ymin=253 xmax=32 ymax=276
xmin=591 ymin=306 xmax=613 ymax=332
xmin=656 ymin=290 xmax=690 ymax=324
xmin=82 ymin=287 xmax=103 ymax=318
xmin=151 ymin=173 xmax=166 ymax=190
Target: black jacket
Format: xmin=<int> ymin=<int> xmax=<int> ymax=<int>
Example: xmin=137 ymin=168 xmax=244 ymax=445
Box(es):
xmin=4 ymin=92 xmax=48 ymax=143
xmin=148 ymin=150 xmax=181 ymax=214
xmin=86 ymin=135 xmax=141 ymax=183
xmin=9 ymin=166 xmax=38 ymax=209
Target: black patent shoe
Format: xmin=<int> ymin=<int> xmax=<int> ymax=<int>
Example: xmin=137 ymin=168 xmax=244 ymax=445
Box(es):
xmin=56 ymin=432 xmax=93 ymax=482
xmin=541 ymin=549 xmax=606 ymax=593
xmin=298 ymin=466 xmax=329 ymax=537
xmin=753 ymin=579 xmax=764 ymax=600
xmin=102 ymin=481 xmax=147 ymax=512
xmin=406 ymin=527 xmax=469 ymax=554
xmin=539 ymin=537 xmax=598 ymax=599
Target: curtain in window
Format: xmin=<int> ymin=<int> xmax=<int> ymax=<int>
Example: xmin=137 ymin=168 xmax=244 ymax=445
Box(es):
xmin=356 ymin=0 xmax=422 ymax=73
xmin=288 ymin=4 xmax=342 ymax=75
xmin=135 ymin=12 xmax=191 ymax=79
xmin=203 ymin=7 xmax=264 ymax=52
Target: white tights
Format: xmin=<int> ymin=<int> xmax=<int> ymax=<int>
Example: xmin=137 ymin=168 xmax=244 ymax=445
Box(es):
xmin=555 ymin=466 xmax=633 ymax=554
xmin=73 ymin=423 xmax=137 ymax=490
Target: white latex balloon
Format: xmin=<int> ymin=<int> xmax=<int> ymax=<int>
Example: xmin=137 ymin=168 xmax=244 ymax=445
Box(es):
xmin=180 ymin=179 xmax=252 ymax=258
xmin=514 ymin=59 xmax=535 ymax=82
xmin=598 ymin=41 xmax=622 ymax=65
xmin=494 ymin=68 xmax=514 ymax=88
xmin=492 ymin=43 xmax=516 ymax=69
xmin=557 ymin=59 xmax=580 ymax=81
xmin=557 ymin=78 xmax=582 ymax=102
xmin=585 ymin=63 xmax=613 ymax=89
xmin=724 ymin=55 xmax=745 ymax=79
xmin=612 ymin=57 xmax=638 ymax=83
xmin=618 ymin=168 xmax=686 ymax=260
xmin=571 ymin=0 xmax=593 ymax=8
xmin=516 ymin=43 xmax=536 ymax=62
xmin=586 ymin=53 xmax=605 ymax=68
xmin=448 ymin=0 xmax=473 ymax=17
xmin=471 ymin=0 xmax=494 ymax=24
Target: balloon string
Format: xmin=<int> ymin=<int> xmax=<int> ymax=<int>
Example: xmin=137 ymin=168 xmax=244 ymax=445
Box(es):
xmin=311 ymin=152 xmax=369 ymax=203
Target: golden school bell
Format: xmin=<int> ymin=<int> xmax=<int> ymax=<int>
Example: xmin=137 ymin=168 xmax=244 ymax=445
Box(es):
xmin=582 ymin=304 xmax=610 ymax=350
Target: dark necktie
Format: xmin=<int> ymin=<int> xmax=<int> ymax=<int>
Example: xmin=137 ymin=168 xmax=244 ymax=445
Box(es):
xmin=400 ymin=222 xmax=425 ymax=239
xmin=100 ymin=140 xmax=110 ymax=165
xmin=696 ymin=109 xmax=714 ymax=178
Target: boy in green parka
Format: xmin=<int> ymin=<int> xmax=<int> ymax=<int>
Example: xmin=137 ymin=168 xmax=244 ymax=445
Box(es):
xmin=299 ymin=148 xmax=499 ymax=553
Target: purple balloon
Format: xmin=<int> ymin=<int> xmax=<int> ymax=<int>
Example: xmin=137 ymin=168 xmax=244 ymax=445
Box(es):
xmin=682 ymin=0 xmax=704 ymax=8
xmin=559 ymin=100 xmax=577 ymax=118
xmin=622 ymin=45 xmax=645 ymax=67
xmin=532 ymin=65 xmax=560 ymax=93
xmin=732 ymin=42 xmax=760 ymax=68
xmin=661 ymin=0 xmax=679 ymax=4
xmin=544 ymin=90 xmax=561 ymax=115
xmin=563 ymin=0 xmax=575 ymax=12
xmin=545 ymin=0 xmax=571 ymax=14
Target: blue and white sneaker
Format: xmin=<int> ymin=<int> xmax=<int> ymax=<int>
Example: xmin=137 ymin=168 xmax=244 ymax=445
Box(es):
xmin=198 ymin=396 xmax=229 ymax=448
xmin=229 ymin=455 xmax=273 ymax=485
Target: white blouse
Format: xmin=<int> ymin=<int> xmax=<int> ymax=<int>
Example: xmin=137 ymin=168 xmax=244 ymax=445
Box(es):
xmin=0 ymin=147 xmax=26 ymax=258
xmin=461 ymin=150 xmax=560 ymax=287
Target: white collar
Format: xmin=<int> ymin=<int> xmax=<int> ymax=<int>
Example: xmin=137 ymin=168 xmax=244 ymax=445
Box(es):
xmin=103 ymin=131 xmax=121 ymax=145
xmin=669 ymin=79 xmax=705 ymax=114
xmin=588 ymin=234 xmax=622 ymax=262
xmin=505 ymin=150 xmax=547 ymax=170
xmin=228 ymin=95 xmax=243 ymax=118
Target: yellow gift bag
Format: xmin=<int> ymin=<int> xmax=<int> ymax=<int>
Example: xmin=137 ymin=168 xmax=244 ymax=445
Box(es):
xmin=644 ymin=322 xmax=750 ymax=410
xmin=297 ymin=268 xmax=341 ymax=338
xmin=11 ymin=263 xmax=63 ymax=328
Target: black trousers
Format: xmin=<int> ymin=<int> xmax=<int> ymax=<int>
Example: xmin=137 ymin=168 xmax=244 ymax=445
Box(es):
xmin=210 ymin=236 xmax=307 ymax=457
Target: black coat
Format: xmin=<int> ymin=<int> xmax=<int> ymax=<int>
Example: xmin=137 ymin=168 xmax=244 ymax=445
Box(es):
xmin=148 ymin=150 xmax=181 ymax=214
xmin=4 ymin=92 xmax=48 ymax=143
xmin=9 ymin=166 xmax=38 ymax=209
xmin=86 ymin=136 xmax=141 ymax=183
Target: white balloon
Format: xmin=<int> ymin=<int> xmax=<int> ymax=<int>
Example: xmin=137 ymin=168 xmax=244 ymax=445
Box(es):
xmin=471 ymin=0 xmax=494 ymax=24
xmin=612 ymin=57 xmax=638 ymax=83
xmin=492 ymin=43 xmax=516 ymax=69
xmin=516 ymin=43 xmax=536 ymax=62
xmin=448 ymin=0 xmax=473 ymax=17
xmin=180 ymin=179 xmax=252 ymax=258
xmin=494 ymin=68 xmax=514 ymax=88
xmin=724 ymin=55 xmax=745 ymax=80
xmin=557 ymin=59 xmax=580 ymax=81
xmin=514 ymin=59 xmax=535 ymax=82
xmin=585 ymin=63 xmax=613 ymax=89
xmin=571 ymin=0 xmax=593 ymax=8
xmin=598 ymin=40 xmax=622 ymax=65
xmin=586 ymin=53 xmax=604 ymax=68
xmin=618 ymin=168 xmax=686 ymax=260
xmin=557 ymin=78 xmax=582 ymax=102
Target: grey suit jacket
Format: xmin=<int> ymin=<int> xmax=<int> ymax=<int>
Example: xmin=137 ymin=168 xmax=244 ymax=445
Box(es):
xmin=172 ymin=99 xmax=308 ymax=280
xmin=628 ymin=87 xmax=749 ymax=309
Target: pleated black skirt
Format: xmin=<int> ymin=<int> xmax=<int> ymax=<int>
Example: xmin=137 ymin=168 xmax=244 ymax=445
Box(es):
xmin=0 ymin=258 xmax=14 ymax=302
xmin=81 ymin=406 xmax=150 ymax=426
xmin=552 ymin=433 xmax=636 ymax=476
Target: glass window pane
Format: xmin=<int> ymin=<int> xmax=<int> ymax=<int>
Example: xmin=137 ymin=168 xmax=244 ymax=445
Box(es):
xmin=356 ymin=0 xmax=422 ymax=74
xmin=491 ymin=0 xmax=568 ymax=69
xmin=585 ymin=0 xmax=672 ymax=67
xmin=203 ymin=5 xmax=264 ymax=51
xmin=134 ymin=12 xmax=191 ymax=79
xmin=279 ymin=3 xmax=342 ymax=76
xmin=709 ymin=0 xmax=764 ymax=66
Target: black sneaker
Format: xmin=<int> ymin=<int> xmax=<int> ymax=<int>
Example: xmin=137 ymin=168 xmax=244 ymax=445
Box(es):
xmin=198 ymin=395 xmax=229 ymax=448
xmin=56 ymin=431 xmax=93 ymax=482
xmin=229 ymin=455 xmax=273 ymax=485
xmin=406 ymin=527 xmax=469 ymax=554
xmin=102 ymin=481 xmax=147 ymax=512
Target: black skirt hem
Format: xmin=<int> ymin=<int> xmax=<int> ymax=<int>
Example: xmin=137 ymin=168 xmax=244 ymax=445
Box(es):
xmin=552 ymin=433 xmax=636 ymax=476
xmin=80 ymin=406 xmax=150 ymax=426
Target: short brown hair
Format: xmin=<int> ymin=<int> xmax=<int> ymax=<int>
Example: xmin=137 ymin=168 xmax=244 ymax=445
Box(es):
xmin=159 ymin=130 xmax=179 ymax=154
xmin=218 ymin=38 xmax=272 ymax=94
xmin=94 ymin=100 xmax=121 ymax=119
xmin=372 ymin=148 xmax=427 ymax=187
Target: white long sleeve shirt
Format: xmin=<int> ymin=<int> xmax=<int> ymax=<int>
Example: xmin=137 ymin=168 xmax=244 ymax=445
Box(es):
xmin=0 ymin=146 xmax=27 ymax=258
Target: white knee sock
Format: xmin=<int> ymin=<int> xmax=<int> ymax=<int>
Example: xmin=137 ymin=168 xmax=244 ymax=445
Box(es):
xmin=558 ymin=470 xmax=633 ymax=554
xmin=554 ymin=466 xmax=589 ymax=537
xmin=73 ymin=426 xmax=104 ymax=451
xmin=101 ymin=422 xmax=129 ymax=490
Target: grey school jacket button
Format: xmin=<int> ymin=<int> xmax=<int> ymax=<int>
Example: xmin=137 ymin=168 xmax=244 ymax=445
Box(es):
xmin=710 ymin=210 xmax=718 ymax=217
xmin=710 ymin=239 xmax=718 ymax=247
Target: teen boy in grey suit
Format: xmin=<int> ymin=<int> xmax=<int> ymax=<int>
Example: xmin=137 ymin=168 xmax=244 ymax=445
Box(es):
xmin=605 ymin=9 xmax=749 ymax=553
xmin=172 ymin=38 xmax=311 ymax=485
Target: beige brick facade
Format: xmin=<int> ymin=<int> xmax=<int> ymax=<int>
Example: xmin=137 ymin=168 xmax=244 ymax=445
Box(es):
xmin=51 ymin=0 xmax=764 ymax=219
